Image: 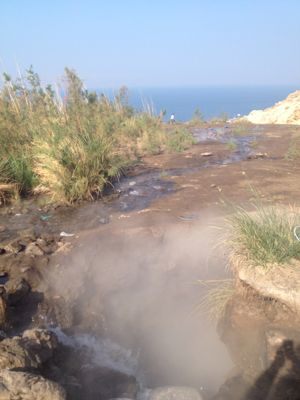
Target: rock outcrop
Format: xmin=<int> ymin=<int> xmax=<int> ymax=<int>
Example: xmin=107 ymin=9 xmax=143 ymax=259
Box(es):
xmin=0 ymin=329 xmax=58 ymax=370
xmin=243 ymin=90 xmax=300 ymax=125
xmin=0 ymin=370 xmax=66 ymax=400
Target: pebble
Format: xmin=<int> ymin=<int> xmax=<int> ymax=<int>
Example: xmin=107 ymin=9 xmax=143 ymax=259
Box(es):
xmin=201 ymin=152 xmax=213 ymax=157
xmin=0 ymin=226 xmax=6 ymax=233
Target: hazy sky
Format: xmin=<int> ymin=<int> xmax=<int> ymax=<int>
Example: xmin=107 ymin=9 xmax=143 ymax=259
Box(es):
xmin=1 ymin=0 xmax=299 ymax=87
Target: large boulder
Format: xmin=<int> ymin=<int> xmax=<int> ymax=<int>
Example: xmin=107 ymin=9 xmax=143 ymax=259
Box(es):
xmin=4 ymin=277 xmax=30 ymax=305
xmin=0 ymin=370 xmax=66 ymax=400
xmin=0 ymin=329 xmax=57 ymax=370
xmin=22 ymin=329 xmax=58 ymax=363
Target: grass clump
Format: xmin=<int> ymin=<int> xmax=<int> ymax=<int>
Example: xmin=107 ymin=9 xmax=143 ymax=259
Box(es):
xmin=228 ymin=204 xmax=300 ymax=267
xmin=230 ymin=120 xmax=253 ymax=136
xmin=165 ymin=127 xmax=196 ymax=152
xmin=0 ymin=67 xmax=194 ymax=204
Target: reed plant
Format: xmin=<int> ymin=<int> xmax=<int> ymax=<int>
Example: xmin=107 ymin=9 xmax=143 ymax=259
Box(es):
xmin=0 ymin=67 xmax=194 ymax=204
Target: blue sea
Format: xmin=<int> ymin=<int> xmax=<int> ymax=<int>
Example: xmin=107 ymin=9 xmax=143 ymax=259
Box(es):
xmin=100 ymin=86 xmax=299 ymax=122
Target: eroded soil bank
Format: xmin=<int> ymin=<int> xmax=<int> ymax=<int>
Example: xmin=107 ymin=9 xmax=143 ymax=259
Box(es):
xmin=0 ymin=124 xmax=300 ymax=399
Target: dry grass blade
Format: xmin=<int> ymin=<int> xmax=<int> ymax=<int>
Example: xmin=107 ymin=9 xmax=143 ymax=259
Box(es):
xmin=195 ymin=279 xmax=234 ymax=322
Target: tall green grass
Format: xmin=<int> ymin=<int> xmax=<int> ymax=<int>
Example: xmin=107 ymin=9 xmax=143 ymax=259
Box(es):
xmin=228 ymin=204 xmax=300 ymax=266
xmin=0 ymin=67 xmax=194 ymax=204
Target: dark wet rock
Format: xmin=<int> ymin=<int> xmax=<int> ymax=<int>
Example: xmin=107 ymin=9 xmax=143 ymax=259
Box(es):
xmin=22 ymin=329 xmax=58 ymax=363
xmin=4 ymin=277 xmax=30 ymax=305
xmin=0 ymin=337 xmax=41 ymax=369
xmin=0 ymin=329 xmax=57 ymax=370
xmin=79 ymin=366 xmax=138 ymax=400
xmin=0 ymin=273 xmax=9 ymax=286
xmin=0 ymin=370 xmax=66 ymax=400
xmin=149 ymin=386 xmax=203 ymax=400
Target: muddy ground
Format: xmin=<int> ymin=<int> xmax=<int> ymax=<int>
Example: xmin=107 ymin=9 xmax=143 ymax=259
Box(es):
xmin=0 ymin=123 xmax=300 ymax=399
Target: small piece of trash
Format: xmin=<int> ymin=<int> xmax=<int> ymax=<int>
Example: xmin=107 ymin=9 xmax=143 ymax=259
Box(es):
xmin=129 ymin=181 xmax=136 ymax=186
xmin=129 ymin=190 xmax=139 ymax=196
xmin=294 ymin=226 xmax=300 ymax=241
xmin=138 ymin=209 xmax=152 ymax=214
xmin=15 ymin=213 xmax=22 ymax=217
xmin=153 ymin=185 xmax=162 ymax=190
xmin=201 ymin=152 xmax=213 ymax=157
xmin=118 ymin=214 xmax=130 ymax=219
xmin=60 ymin=231 xmax=75 ymax=237
xmin=40 ymin=215 xmax=51 ymax=221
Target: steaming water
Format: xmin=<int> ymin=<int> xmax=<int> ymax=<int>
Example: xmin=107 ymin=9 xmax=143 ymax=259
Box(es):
xmin=54 ymin=328 xmax=141 ymax=379
xmin=48 ymin=208 xmax=233 ymax=397
xmin=53 ymin=328 xmax=153 ymax=398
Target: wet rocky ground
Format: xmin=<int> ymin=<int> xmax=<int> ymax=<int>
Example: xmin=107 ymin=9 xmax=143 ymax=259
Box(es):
xmin=0 ymin=123 xmax=300 ymax=399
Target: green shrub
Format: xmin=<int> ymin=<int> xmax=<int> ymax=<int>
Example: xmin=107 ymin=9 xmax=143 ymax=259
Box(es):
xmin=165 ymin=128 xmax=196 ymax=152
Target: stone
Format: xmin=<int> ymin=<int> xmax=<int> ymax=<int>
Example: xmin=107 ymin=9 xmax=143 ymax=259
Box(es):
xmin=4 ymin=277 xmax=30 ymax=305
xmin=236 ymin=258 xmax=300 ymax=314
xmin=200 ymin=152 xmax=212 ymax=157
xmin=149 ymin=387 xmax=203 ymax=400
xmin=25 ymin=242 xmax=44 ymax=257
xmin=3 ymin=240 xmax=25 ymax=254
xmin=0 ymin=370 xmax=66 ymax=400
xmin=0 ymin=337 xmax=41 ymax=369
xmin=0 ymin=329 xmax=58 ymax=370
xmin=22 ymin=329 xmax=58 ymax=363
xmin=0 ymin=226 xmax=6 ymax=233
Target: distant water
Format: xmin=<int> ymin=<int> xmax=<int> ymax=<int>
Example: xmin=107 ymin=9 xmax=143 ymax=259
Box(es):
xmin=99 ymin=86 xmax=299 ymax=122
